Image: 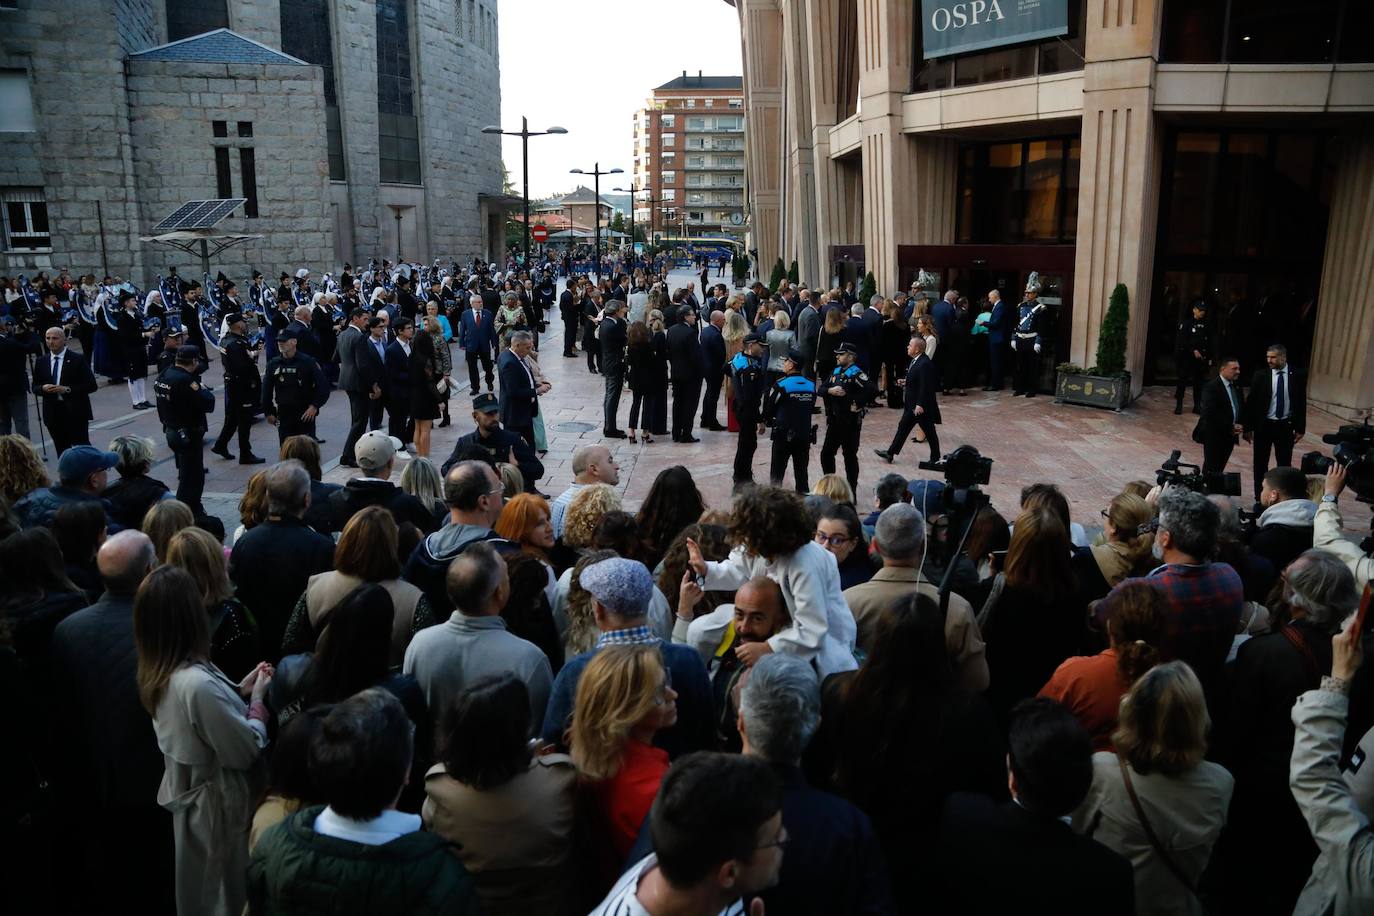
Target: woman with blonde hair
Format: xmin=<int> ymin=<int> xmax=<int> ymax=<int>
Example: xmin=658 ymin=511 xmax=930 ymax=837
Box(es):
xmin=281 ymin=505 xmax=435 ymax=664
xmin=812 ymin=473 xmax=855 ymax=507
xmin=569 ymin=644 xmax=677 ymax=863
xmin=134 ymin=565 xmax=272 ymax=916
xmin=0 ymin=433 xmax=47 ymax=505
xmin=142 ymin=498 xmax=195 ymax=563
xmin=1073 ymin=661 xmax=1233 ymax=915
xmin=1077 ymin=492 xmax=1156 ymax=603
xmin=400 ymin=455 xmax=447 ymax=526
xmin=560 ymin=483 xmax=621 ymax=552
xmin=423 ymin=312 xmax=453 ymax=429
xmin=165 ymin=526 xmax=261 ymax=682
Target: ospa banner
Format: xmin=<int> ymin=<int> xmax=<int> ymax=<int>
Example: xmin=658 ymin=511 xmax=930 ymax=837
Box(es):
xmin=920 ymin=0 xmax=1068 ymax=59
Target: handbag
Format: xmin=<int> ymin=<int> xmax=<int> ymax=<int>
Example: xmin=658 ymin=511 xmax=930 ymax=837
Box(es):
xmin=1116 ymin=754 xmax=1205 ymax=904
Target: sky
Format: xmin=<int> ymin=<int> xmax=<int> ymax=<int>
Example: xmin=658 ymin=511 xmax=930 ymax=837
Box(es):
xmin=496 ymin=0 xmax=744 ymax=200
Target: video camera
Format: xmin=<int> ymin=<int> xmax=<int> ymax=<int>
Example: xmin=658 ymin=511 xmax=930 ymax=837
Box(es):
xmin=920 ymin=443 xmax=992 ymax=490
xmin=1300 ymin=417 xmax=1374 ymax=503
xmin=1155 ymin=450 xmax=1242 ymax=497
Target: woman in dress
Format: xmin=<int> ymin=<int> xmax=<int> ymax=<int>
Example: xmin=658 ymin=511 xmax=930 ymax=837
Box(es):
xmin=647 ymin=309 xmax=670 ymax=437
xmin=495 ymin=292 xmax=528 ymax=352
xmin=625 ymin=320 xmax=659 ymax=444
xmin=424 ymin=310 xmax=453 ymax=428
xmin=135 ymin=565 xmax=272 ymax=916
xmin=408 ymin=327 xmax=442 ymax=458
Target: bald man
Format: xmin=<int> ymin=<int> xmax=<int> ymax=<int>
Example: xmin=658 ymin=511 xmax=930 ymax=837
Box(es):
xmin=50 ymin=530 xmax=168 ymax=908
xmin=33 ymin=325 xmax=97 ymax=453
xmin=549 ymin=445 xmax=621 ymax=539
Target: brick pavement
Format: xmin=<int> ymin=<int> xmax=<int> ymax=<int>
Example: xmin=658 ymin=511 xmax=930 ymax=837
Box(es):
xmin=24 ymin=270 xmax=1370 ymax=540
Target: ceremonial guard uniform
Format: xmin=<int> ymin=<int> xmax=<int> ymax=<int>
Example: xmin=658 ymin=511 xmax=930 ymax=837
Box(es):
xmin=155 ymin=345 xmax=215 ymax=515
xmin=819 ymin=342 xmax=872 ymax=495
xmin=729 ymin=333 xmax=768 ymax=487
xmin=1174 ymin=301 xmax=1212 ymax=414
xmin=211 ymin=313 xmax=266 ymax=464
xmin=763 ymin=348 xmax=818 ymax=493
xmin=1012 ymin=274 xmax=1047 ymax=397
xmin=262 ymin=330 xmax=329 ymax=445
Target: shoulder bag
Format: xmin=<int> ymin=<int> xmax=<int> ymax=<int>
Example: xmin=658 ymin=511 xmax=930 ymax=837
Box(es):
xmin=1117 ymin=754 xmax=1204 ymax=905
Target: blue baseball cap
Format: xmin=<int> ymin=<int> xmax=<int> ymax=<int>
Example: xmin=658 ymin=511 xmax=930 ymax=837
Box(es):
xmin=58 ymin=445 xmax=119 ymax=483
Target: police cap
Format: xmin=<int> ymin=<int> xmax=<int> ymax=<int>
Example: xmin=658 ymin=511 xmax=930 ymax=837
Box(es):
xmin=175 ymin=345 xmax=201 ymax=362
xmin=743 ymin=332 xmax=764 ymax=346
xmin=784 ymin=348 xmax=806 ymax=365
xmin=223 ymin=312 xmax=245 ymax=326
xmin=834 ymin=342 xmax=859 ymax=356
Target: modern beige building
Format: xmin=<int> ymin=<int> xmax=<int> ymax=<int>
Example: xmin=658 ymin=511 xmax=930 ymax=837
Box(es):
xmin=632 ymin=73 xmax=746 ymax=240
xmin=730 ymin=0 xmax=1374 ymax=413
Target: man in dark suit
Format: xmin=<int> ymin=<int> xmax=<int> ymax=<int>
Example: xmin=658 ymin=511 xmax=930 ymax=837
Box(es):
xmin=33 ymin=326 xmax=96 ymax=455
xmin=875 ymin=335 xmax=940 ymax=465
xmin=983 ymin=287 xmax=1009 ymax=391
xmin=384 ymin=317 xmax=416 ymax=446
xmin=1243 ymin=343 xmax=1306 ymax=501
xmin=559 ymin=278 xmax=581 ymax=357
xmin=932 ymin=290 xmax=957 ymax=340
xmin=309 ymin=293 xmax=340 ymax=385
xmin=666 ymin=305 xmax=706 ymax=443
xmin=860 ymin=293 xmax=884 ymax=350
xmin=843 ymin=304 xmax=874 ymax=373
xmin=598 ymin=301 xmax=628 ymax=437
xmin=497 ymin=329 xmax=539 ymax=447
xmin=698 ymin=310 xmax=727 ymax=431
xmin=335 ymin=308 xmax=371 ymax=467
xmin=934 ymin=698 xmax=1134 ymax=915
xmin=0 ymin=314 xmax=37 ymax=438
xmin=457 ymin=294 xmax=497 ymax=393
xmin=1193 ymin=357 xmax=1244 ymax=474
xmin=285 ymin=305 xmax=319 ymax=361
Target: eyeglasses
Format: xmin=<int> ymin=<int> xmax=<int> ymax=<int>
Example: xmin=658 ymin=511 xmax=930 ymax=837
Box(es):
xmin=814 ymin=531 xmax=851 ymax=547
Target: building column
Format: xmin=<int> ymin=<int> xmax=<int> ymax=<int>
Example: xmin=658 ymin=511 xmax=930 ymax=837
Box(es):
xmin=781 ymin=0 xmax=817 ymax=284
xmin=855 ymin=0 xmax=919 ymax=293
xmin=800 ymin=0 xmax=845 ymax=287
xmin=1068 ymin=1 xmax=1164 ymax=396
xmin=736 ymin=0 xmax=785 ymax=279
xmin=230 ymin=0 xmax=282 ymax=48
xmin=1308 ymin=129 xmax=1374 ymax=417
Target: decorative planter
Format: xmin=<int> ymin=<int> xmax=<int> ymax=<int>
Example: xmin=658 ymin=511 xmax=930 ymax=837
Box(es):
xmin=1055 ymin=370 xmax=1131 ymax=411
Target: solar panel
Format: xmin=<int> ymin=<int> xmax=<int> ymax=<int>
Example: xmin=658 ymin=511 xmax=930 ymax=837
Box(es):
xmin=152 ymin=198 xmax=246 ymax=233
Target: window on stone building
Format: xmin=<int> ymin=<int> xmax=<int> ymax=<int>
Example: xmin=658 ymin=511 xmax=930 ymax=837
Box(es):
xmin=237 ymin=121 xmax=252 ymax=138
xmin=281 ymin=0 xmax=345 ymax=180
xmin=377 ymin=0 xmax=422 ymax=185
xmin=239 ymin=148 xmax=259 ymax=218
xmin=0 ymin=69 xmax=35 ymax=131
xmin=212 ymin=120 xmax=227 ymax=138
xmin=215 ymin=147 xmax=232 ymax=199
xmin=2 ymin=189 xmax=49 ymax=250
xmin=166 ymin=0 xmax=229 ymax=42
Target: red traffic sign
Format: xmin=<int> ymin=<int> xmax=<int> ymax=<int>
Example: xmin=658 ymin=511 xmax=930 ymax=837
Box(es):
xmin=531 ymin=224 xmax=549 ymax=243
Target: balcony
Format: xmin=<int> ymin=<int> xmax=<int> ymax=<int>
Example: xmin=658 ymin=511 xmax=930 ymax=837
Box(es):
xmin=684 ymin=161 xmax=744 ymax=172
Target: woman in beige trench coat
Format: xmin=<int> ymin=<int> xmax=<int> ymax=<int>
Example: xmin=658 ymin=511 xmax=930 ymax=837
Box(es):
xmin=135 ymin=565 xmax=273 ymax=916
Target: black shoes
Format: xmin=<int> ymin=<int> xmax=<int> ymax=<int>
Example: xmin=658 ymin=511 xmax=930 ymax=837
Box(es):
xmin=211 ymin=445 xmax=234 ymax=460
xmin=675 ymin=435 xmax=700 ymax=444
xmin=240 ymin=454 xmax=266 ymax=465
xmin=874 ymin=449 xmax=893 ymax=463
xmin=1174 ymin=405 xmax=1183 ymax=415
xmin=339 ymin=459 xmax=358 ymax=468
xmin=702 ymin=422 xmax=726 ymax=431
xmin=133 ymin=401 xmax=154 ymax=410
xmin=603 ymin=428 xmax=627 ymax=439
xmin=1025 ymin=391 xmax=1036 ymax=398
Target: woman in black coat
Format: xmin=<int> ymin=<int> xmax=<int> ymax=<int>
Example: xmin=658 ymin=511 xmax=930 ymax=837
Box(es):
xmin=625 ymin=320 xmax=661 ymax=443
xmin=879 ymin=302 xmax=910 ymax=408
xmin=816 ymin=305 xmax=846 ymax=382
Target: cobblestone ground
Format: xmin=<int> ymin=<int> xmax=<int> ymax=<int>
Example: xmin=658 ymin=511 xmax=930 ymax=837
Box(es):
xmin=29 ymin=269 xmax=1369 ymax=539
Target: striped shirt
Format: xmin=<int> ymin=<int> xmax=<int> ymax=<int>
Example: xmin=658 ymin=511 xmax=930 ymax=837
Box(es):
xmin=588 ymin=854 xmax=746 ymax=916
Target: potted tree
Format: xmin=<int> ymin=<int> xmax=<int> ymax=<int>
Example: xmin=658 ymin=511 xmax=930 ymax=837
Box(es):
xmin=731 ymin=252 xmax=750 ymax=288
xmin=1055 ymin=282 xmax=1132 ymax=411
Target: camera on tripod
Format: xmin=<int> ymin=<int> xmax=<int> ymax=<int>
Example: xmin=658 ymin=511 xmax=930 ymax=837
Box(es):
xmin=1299 ymin=417 xmax=1374 ymax=502
xmin=919 ymin=444 xmax=992 ymax=490
xmin=1156 ymin=450 xmax=1242 ymax=497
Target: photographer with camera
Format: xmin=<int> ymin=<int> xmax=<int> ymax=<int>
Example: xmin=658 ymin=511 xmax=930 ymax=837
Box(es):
xmin=1316 ymin=464 xmax=1373 ymax=590
xmin=1250 ymin=466 xmax=1317 ymax=573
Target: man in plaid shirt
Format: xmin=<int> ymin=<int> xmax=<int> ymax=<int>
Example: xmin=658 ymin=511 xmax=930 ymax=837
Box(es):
xmin=1113 ymin=487 xmax=1242 ymax=707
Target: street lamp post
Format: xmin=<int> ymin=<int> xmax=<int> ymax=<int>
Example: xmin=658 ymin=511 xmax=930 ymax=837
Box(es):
xmin=481 ymin=118 xmax=567 ymax=271
xmin=570 ymin=162 xmax=622 ymax=282
xmin=612 ymin=182 xmax=646 ymax=269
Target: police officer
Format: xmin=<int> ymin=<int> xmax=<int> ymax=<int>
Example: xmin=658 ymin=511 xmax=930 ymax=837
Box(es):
xmin=729 ymin=332 xmax=769 ymax=488
xmin=819 ymin=342 xmax=872 ymax=495
xmin=1012 ymin=276 xmax=1046 ymax=397
xmin=442 ymin=392 xmax=546 ymax=493
xmin=211 ymin=312 xmax=266 ymax=464
xmin=762 ymin=348 xmax=818 ymax=493
xmin=154 ymin=344 xmax=214 ymax=515
xmin=1174 ymin=300 xmax=1211 ymax=415
xmin=262 ymin=329 xmax=329 ymax=445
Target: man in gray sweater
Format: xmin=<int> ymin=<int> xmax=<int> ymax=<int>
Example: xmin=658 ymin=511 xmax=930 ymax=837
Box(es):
xmin=402 ymin=540 xmax=552 ymax=731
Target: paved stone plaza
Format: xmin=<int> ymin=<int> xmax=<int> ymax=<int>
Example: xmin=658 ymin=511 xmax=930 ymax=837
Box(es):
xmin=22 ymin=269 xmax=1370 ymax=540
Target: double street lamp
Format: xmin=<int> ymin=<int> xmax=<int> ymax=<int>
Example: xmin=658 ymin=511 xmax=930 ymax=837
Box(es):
xmin=612 ymin=182 xmax=645 ymax=267
xmin=481 ymin=117 xmax=567 ymax=271
xmin=569 ymin=162 xmax=622 ymax=281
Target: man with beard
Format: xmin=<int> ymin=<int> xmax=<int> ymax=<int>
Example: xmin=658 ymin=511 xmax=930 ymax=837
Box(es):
xmin=440 ymin=392 xmax=544 ymax=492
xmin=676 ymin=575 xmax=790 ymax=752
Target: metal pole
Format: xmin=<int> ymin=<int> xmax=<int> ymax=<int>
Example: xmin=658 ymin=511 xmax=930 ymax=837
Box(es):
xmin=627 ymin=185 xmax=635 ymax=266
xmin=199 ymin=238 xmax=210 ymax=278
xmin=521 ymin=115 xmax=531 ymax=272
xmin=593 ymin=162 xmax=601 ymax=282
xmin=96 ymin=200 xmax=109 ymax=279
xmin=395 ymin=211 xmax=403 ymax=262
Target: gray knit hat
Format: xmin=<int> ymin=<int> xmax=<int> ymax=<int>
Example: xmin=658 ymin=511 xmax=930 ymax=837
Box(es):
xmin=580 ymin=557 xmax=653 ymax=617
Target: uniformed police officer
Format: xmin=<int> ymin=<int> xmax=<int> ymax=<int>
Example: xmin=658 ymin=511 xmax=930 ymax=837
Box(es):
xmin=1012 ymin=276 xmax=1046 ymax=397
xmin=154 ymin=344 xmax=215 ymax=515
xmin=1174 ymin=300 xmax=1211 ymax=415
xmin=762 ymin=348 xmax=818 ymax=493
xmin=819 ymin=342 xmax=872 ymax=495
xmin=729 ymin=332 xmax=769 ymax=488
xmin=262 ymin=329 xmax=329 ymax=445
xmin=211 ymin=312 xmax=266 ymax=464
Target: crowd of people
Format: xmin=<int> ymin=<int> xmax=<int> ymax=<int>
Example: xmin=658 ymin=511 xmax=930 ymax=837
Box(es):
xmin=1 ymin=255 xmax=1372 ymax=915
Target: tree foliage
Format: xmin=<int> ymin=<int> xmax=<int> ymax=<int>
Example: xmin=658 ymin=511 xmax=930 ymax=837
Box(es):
xmin=1094 ymin=283 xmax=1130 ymax=377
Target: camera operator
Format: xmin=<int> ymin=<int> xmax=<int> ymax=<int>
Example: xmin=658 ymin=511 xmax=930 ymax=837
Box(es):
xmin=1250 ymin=466 xmax=1317 ymax=573
xmin=1315 ymin=464 xmax=1373 ymax=590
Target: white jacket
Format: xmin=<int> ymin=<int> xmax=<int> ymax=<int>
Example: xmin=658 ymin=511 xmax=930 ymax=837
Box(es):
xmin=1313 ymin=501 xmax=1372 ymax=590
xmin=702 ymin=542 xmax=858 ymax=677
